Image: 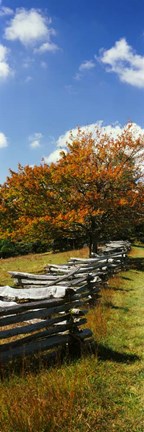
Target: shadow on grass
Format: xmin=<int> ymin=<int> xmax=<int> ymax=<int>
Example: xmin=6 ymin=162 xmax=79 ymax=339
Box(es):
xmin=0 ymin=348 xmax=64 ymax=379
xmin=92 ymin=342 xmax=140 ymax=363
xmin=132 ymin=244 xmax=144 ymax=249
xmin=104 ymin=301 xmax=129 ymax=312
xmin=105 ymin=286 xmax=128 ymax=292
xmin=129 ymin=257 xmax=144 ymax=271
xmin=67 ymin=338 xmax=140 ymax=364
xmin=121 ymin=276 xmax=132 ymax=281
xmin=0 ymin=338 xmax=140 ymax=380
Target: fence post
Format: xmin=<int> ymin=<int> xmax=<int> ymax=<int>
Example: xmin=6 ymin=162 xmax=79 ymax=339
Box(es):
xmin=87 ymin=274 xmax=100 ymax=306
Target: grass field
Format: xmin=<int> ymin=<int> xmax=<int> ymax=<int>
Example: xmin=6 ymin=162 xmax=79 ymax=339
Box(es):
xmin=0 ymin=245 xmax=144 ymax=431
xmin=0 ymin=246 xmax=89 ymax=286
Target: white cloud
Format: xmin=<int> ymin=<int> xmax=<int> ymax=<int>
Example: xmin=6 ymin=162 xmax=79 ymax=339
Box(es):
xmin=57 ymin=122 xmax=144 ymax=147
xmin=0 ymin=44 xmax=12 ymax=79
xmin=55 ymin=122 xmax=105 ymax=148
xmin=44 ymin=121 xmax=144 ymax=165
xmin=44 ymin=149 xmax=64 ymax=164
xmin=29 ymin=132 xmax=43 ymax=149
xmin=34 ymin=41 xmax=58 ymax=54
xmin=30 ymin=140 xmax=41 ymax=149
xmin=0 ymin=132 xmax=8 ymax=148
xmin=99 ymin=38 xmax=144 ymax=88
xmin=0 ymin=6 xmax=13 ymax=16
xmin=74 ymin=59 xmax=95 ymax=80
xmin=74 ymin=72 xmax=81 ymax=81
xmin=4 ymin=8 xmax=57 ymax=50
xmin=79 ymin=60 xmax=95 ymax=71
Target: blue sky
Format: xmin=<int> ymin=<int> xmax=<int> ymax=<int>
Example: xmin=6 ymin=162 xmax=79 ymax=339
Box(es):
xmin=0 ymin=0 xmax=144 ymax=183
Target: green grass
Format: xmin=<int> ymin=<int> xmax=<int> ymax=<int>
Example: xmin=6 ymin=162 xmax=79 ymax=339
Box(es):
xmin=0 ymin=245 xmax=144 ymax=431
xmin=0 ymin=246 xmax=89 ymax=286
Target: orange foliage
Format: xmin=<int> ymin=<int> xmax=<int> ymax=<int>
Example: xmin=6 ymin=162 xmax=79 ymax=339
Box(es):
xmin=0 ymin=124 xmax=144 ymax=252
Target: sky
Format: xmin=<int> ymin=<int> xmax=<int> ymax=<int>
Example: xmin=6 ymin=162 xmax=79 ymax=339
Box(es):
xmin=0 ymin=0 xmax=144 ymax=183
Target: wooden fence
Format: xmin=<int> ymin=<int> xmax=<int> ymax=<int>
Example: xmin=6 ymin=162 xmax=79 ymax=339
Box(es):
xmin=0 ymin=240 xmax=130 ymax=366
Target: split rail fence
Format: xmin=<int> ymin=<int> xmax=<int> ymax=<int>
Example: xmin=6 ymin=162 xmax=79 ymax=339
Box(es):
xmin=0 ymin=240 xmax=131 ymax=366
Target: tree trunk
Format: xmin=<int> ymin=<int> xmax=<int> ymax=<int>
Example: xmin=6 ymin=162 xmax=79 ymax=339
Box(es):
xmin=89 ymin=233 xmax=98 ymax=257
xmin=92 ymin=237 xmax=98 ymax=254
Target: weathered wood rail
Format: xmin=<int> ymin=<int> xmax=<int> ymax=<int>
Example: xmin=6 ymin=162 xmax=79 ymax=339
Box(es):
xmin=0 ymin=281 xmax=94 ymax=365
xmin=0 ymin=240 xmax=130 ymax=367
xmin=45 ymin=253 xmax=128 ymax=278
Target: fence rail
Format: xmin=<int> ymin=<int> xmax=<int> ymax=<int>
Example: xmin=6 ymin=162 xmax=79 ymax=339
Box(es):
xmin=0 ymin=240 xmax=130 ymax=366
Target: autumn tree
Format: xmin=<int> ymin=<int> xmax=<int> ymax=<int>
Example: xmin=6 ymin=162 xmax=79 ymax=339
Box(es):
xmin=0 ymin=123 xmax=143 ymax=256
xmin=0 ymin=164 xmax=59 ymax=246
xmin=50 ymin=124 xmax=144 ymax=254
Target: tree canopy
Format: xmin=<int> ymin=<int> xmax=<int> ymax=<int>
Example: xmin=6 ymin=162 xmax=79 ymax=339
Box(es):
xmin=0 ymin=124 xmax=144 ymax=255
